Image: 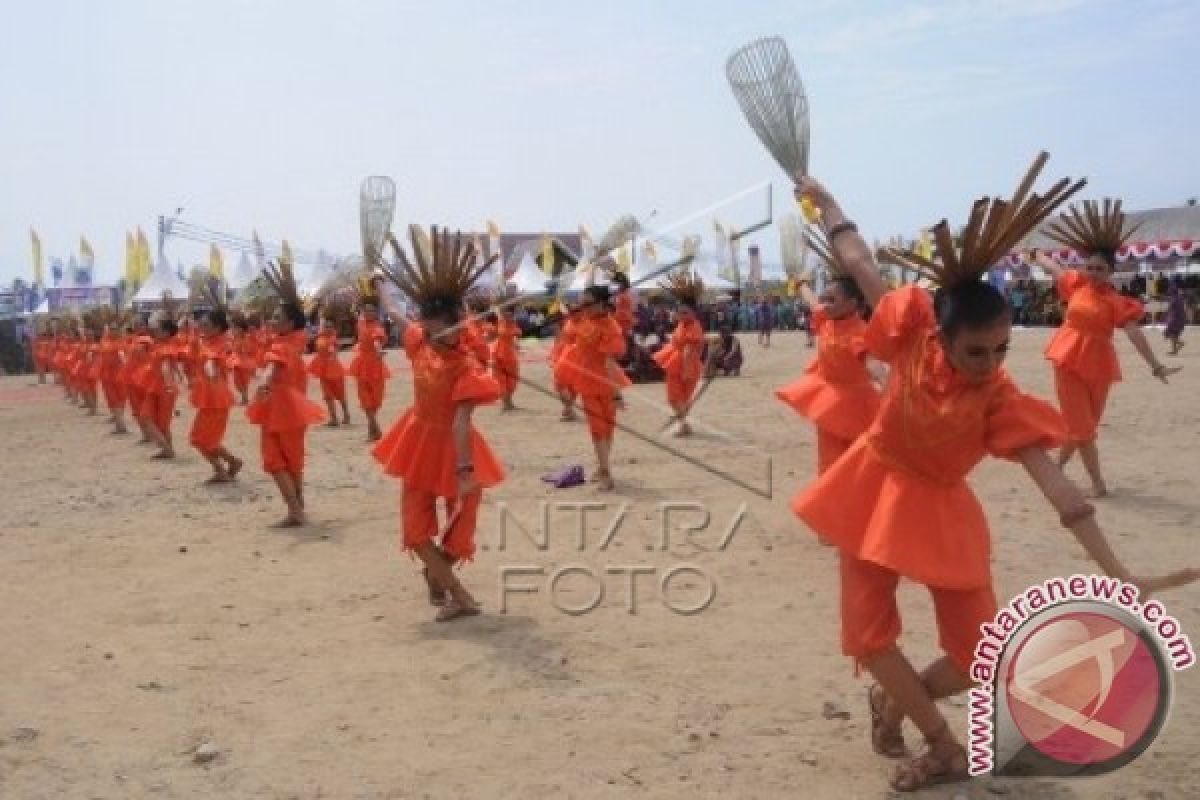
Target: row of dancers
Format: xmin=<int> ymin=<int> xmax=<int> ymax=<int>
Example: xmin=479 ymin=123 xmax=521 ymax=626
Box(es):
xmin=26 ymin=155 xmax=1198 ymax=791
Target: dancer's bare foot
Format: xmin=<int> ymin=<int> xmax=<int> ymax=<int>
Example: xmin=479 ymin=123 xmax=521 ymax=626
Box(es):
xmin=890 ymin=723 xmax=968 ymax=792
xmin=325 ymin=419 xmax=339 ymax=428
xmin=226 ymin=457 xmax=243 ymax=479
xmin=1088 ymin=483 xmax=1109 ymax=499
xmin=151 ymin=449 xmax=174 ymax=460
xmin=204 ymin=472 xmax=234 ymax=484
xmin=674 ymin=421 xmax=693 ymax=437
xmin=595 ymin=469 xmax=614 ymax=492
xmin=435 ymin=598 xmax=481 ymax=622
xmin=273 ymin=512 xmax=306 ymax=528
xmin=868 ymin=684 xmax=908 ymax=758
xmin=560 ymin=409 xmax=576 ymax=421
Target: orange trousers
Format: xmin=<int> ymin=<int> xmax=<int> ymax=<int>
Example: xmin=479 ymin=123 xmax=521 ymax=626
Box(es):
xmin=356 ymin=378 xmax=384 ymax=412
xmin=139 ymin=390 xmax=176 ymax=438
xmin=839 ymin=552 xmax=997 ymax=673
xmin=261 ymin=429 xmax=305 ymax=476
xmin=320 ymin=376 xmax=346 ymax=404
xmin=1053 ymin=367 xmax=1111 ymax=444
xmin=401 ymin=485 xmax=483 ymax=562
xmin=581 ymin=393 xmax=617 ymax=440
xmin=190 ymin=408 xmax=230 ymax=455
xmin=667 ymin=374 xmax=700 ymax=409
xmin=101 ymin=380 xmax=127 ymax=412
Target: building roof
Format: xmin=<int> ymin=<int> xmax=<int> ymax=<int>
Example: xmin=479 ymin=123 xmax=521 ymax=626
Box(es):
xmin=1021 ymin=204 xmax=1200 ymax=250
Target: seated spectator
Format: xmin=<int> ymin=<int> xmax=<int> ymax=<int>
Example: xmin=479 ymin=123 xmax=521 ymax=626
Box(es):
xmin=706 ymin=326 xmax=743 ymax=377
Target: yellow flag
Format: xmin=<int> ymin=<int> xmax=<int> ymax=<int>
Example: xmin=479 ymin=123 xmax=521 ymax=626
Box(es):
xmin=281 ymin=240 xmax=294 ymax=265
xmin=541 ymin=234 xmax=554 ymax=276
xmin=786 ymin=277 xmax=798 ymax=297
xmin=209 ymin=245 xmax=224 ymax=279
xmin=486 ymin=220 xmax=501 ymax=239
xmin=917 ymin=229 xmax=934 ymax=261
xmin=30 ymin=229 xmax=44 ymax=286
xmin=80 ymin=236 xmax=94 ymax=265
xmin=136 ymin=228 xmax=151 ymax=283
xmin=125 ymin=232 xmax=136 ymax=286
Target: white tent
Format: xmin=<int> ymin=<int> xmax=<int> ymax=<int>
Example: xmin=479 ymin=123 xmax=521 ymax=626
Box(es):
xmin=299 ymin=253 xmax=336 ymax=298
xmin=133 ymin=254 xmax=189 ymax=304
xmin=508 ymin=252 xmax=553 ymax=295
xmin=227 ymin=251 xmax=258 ymax=290
xmin=692 ymin=254 xmax=737 ymax=291
xmin=629 ymin=245 xmax=659 ymax=289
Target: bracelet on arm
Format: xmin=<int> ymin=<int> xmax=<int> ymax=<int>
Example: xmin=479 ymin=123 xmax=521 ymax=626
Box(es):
xmin=455 ymin=462 xmax=474 ymax=475
xmin=1059 ymin=503 xmax=1096 ymax=528
xmin=827 ymin=221 xmax=858 ymax=241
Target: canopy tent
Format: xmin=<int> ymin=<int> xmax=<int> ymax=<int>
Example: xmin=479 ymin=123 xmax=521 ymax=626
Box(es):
xmin=508 ymin=252 xmax=554 ymax=295
xmin=133 ymin=254 xmax=189 ymax=305
xmin=226 ymin=251 xmax=259 ymax=291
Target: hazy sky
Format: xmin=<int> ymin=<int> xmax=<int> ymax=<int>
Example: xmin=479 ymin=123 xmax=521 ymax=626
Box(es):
xmin=3 ymin=0 xmax=1198 ymax=285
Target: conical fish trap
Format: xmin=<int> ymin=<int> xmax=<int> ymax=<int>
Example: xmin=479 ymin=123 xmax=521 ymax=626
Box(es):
xmin=726 ymin=36 xmax=810 ymax=177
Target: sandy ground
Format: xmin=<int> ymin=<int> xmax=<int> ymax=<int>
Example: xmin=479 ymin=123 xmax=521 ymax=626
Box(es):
xmin=0 ymin=328 xmax=1197 ymax=800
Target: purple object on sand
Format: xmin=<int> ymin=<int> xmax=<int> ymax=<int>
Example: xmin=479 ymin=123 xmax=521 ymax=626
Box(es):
xmin=542 ymin=464 xmax=585 ymax=488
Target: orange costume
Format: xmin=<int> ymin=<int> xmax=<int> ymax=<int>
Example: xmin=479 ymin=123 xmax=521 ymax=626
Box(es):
xmin=653 ymin=316 xmax=705 ymax=408
xmin=1044 ymin=271 xmax=1144 ymax=445
xmin=98 ymin=331 xmax=127 ymax=413
xmin=229 ymin=329 xmax=259 ymax=396
xmin=123 ymin=335 xmax=149 ymax=419
xmin=307 ymin=329 xmax=347 ymax=403
xmin=246 ymin=331 xmax=326 ymax=475
xmin=189 ymin=333 xmax=236 ymax=455
xmin=614 ymin=290 xmax=635 ymax=336
xmin=372 ymin=325 xmax=505 ymax=561
xmin=138 ymin=338 xmax=179 ymax=436
xmin=490 ymin=317 xmax=521 ymax=396
xmin=550 ymin=315 xmax=580 ymax=395
xmin=776 ymin=308 xmax=881 ymax=473
xmin=346 ymin=319 xmax=390 ymax=411
xmin=565 ymin=315 xmax=629 ymax=439
xmin=463 ymin=315 xmax=493 ymax=366
xmin=792 ymin=287 xmax=1067 ymax=671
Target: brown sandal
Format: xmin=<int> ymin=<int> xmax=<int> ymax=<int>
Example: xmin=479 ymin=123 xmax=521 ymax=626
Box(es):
xmin=890 ymin=722 xmax=969 ymax=793
xmin=868 ymin=684 xmax=908 ymax=758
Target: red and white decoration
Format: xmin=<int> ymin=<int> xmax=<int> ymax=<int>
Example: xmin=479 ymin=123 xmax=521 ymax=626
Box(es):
xmin=1001 ymin=239 xmax=1200 ymax=268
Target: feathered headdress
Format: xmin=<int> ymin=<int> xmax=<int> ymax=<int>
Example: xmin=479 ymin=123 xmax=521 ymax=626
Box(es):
xmin=320 ymin=292 xmax=355 ymax=327
xmin=262 ymin=245 xmax=301 ymax=309
xmin=878 ymin=152 xmax=1086 ymax=289
xmin=660 ymin=268 xmax=705 ymax=308
xmin=379 ymin=226 xmax=498 ymax=318
xmin=81 ymin=304 xmax=120 ymax=334
xmin=1043 ymin=198 xmax=1141 ymax=263
xmin=197 ymin=277 xmax=227 ymax=313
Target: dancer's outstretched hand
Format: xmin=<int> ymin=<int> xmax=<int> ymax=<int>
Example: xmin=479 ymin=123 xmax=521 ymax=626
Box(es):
xmin=793 ymin=175 xmax=831 ymax=206
xmin=1132 ymin=568 xmax=1200 ymax=599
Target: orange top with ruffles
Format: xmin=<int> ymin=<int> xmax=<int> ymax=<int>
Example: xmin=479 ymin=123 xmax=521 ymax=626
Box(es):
xmin=246 ymin=331 xmax=326 ymax=431
xmin=308 ymin=330 xmax=345 ymax=380
xmin=346 ymin=319 xmax=390 ymax=382
xmin=614 ymin=290 xmax=635 ymax=335
xmin=85 ymin=342 xmax=102 ymax=382
xmin=120 ymin=335 xmax=147 ymax=387
xmin=652 ymin=317 xmax=705 ymax=381
xmin=565 ymin=314 xmax=629 ymax=396
xmin=775 ymin=308 xmax=881 ymax=441
xmin=1045 ymin=271 xmax=1143 ymax=384
xmin=372 ymin=324 xmax=506 ymax=497
xmin=139 ymin=339 xmax=178 ymax=397
xmin=189 ymin=333 xmax=236 ymax=410
xmin=792 ymin=286 xmax=1067 ymax=590
xmin=229 ymin=330 xmax=258 ymax=373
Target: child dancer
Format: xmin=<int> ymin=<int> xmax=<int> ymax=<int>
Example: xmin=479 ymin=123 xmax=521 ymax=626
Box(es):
xmin=190 ymin=292 xmax=244 ymax=483
xmin=346 ymin=292 xmax=390 ymax=441
xmin=776 ymin=229 xmax=880 ymax=475
xmin=309 ymin=302 xmax=351 ymax=426
xmin=565 ymin=285 xmax=628 ymax=490
xmin=1033 ymin=201 xmax=1180 ymax=496
xmin=246 ymin=260 xmax=327 ymax=525
xmin=490 ymin=304 xmax=521 ymax=411
xmin=98 ymin=322 xmax=129 ymax=434
xmin=139 ymin=315 xmax=181 ymax=459
xmin=653 ymin=271 xmax=706 ymax=437
xmin=371 ymin=227 xmax=505 ymax=621
xmin=229 ymin=313 xmax=258 ymax=405
xmin=550 ymin=306 xmax=581 ymax=420
xmin=793 ymin=161 xmax=1198 ymax=793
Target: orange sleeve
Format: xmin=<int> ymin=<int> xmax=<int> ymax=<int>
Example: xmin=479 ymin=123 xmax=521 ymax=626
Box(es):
xmin=1056 ymin=270 xmax=1088 ymax=303
xmin=601 ymin=319 xmax=626 ymax=356
xmin=864 ymin=286 xmax=935 ymax=363
xmin=985 ymin=379 xmax=1069 ymax=461
xmin=1110 ymin=293 xmax=1144 ymax=327
xmin=810 ymin=306 xmax=828 ymax=331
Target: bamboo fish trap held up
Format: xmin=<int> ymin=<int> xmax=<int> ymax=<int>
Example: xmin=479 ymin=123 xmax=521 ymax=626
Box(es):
xmin=726 ymin=36 xmax=811 ymax=178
